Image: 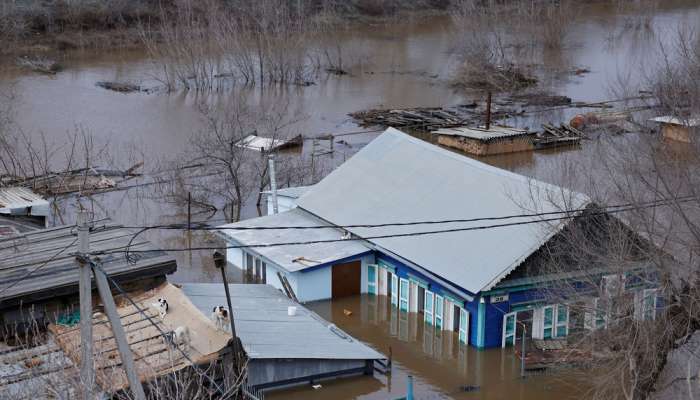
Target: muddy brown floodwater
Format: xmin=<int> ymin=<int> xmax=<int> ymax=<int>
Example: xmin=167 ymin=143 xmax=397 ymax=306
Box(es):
xmin=2 ymin=1 xmax=700 ymax=398
xmin=268 ymin=295 xmax=583 ymax=400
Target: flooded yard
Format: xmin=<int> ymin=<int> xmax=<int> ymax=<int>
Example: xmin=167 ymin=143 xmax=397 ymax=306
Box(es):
xmin=267 ymin=294 xmax=582 ymax=400
xmin=1 ymin=1 xmax=700 ymax=398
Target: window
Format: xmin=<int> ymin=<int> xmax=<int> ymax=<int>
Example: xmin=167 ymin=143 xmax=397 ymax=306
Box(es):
xmin=459 ymin=308 xmax=469 ymax=344
xmin=555 ymin=305 xmax=568 ymax=338
xmin=367 ymin=265 xmax=377 ymax=295
xmin=502 ymin=312 xmax=516 ymax=347
xmin=391 ymin=274 xmax=399 ymax=307
xmin=245 ymin=253 xmax=254 ymax=282
xmin=643 ymin=289 xmax=657 ymax=321
xmin=399 ymin=278 xmax=409 ymax=312
xmin=435 ymin=295 xmax=444 ymax=329
xmin=424 ymin=291 xmax=434 ymax=325
xmin=543 ymin=306 xmax=554 ymax=339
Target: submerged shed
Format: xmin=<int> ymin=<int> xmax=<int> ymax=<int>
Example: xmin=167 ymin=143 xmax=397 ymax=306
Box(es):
xmin=0 ymin=187 xmax=49 ymax=227
xmin=650 ymin=116 xmax=700 ymax=143
xmin=235 ymin=134 xmax=303 ymax=152
xmin=182 ymin=283 xmax=385 ymax=391
xmin=434 ymin=125 xmax=535 ymax=155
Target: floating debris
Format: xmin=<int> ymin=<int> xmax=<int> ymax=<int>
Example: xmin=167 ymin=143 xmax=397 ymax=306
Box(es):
xmin=16 ymin=56 xmax=63 ymax=75
xmin=95 ymin=81 xmax=142 ymax=93
xmin=235 ymin=133 xmax=304 ymax=152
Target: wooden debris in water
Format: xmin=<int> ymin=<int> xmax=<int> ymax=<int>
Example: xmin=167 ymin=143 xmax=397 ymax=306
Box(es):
xmin=534 ymin=124 xmax=583 ymax=149
xmin=95 ymin=81 xmax=142 ymax=93
xmin=235 ymin=133 xmax=303 ymax=152
xmin=16 ymin=56 xmax=63 ymax=75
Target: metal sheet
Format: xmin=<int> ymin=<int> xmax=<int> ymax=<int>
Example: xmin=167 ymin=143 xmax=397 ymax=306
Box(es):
xmin=181 ymin=283 xmax=384 ymax=361
xmin=297 ymin=128 xmax=590 ymax=294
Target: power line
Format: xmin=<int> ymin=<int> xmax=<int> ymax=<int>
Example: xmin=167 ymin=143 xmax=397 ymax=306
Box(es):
xmin=117 ymin=195 xmax=700 ymax=232
xmin=95 ymin=196 xmax=698 ymax=256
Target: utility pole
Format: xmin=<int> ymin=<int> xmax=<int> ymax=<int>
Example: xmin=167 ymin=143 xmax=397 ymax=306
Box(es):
xmin=213 ymin=252 xmax=241 ymax=358
xmin=91 ymin=261 xmax=146 ymax=400
xmin=268 ymin=154 xmax=279 ymax=214
xmin=485 ymin=91 xmax=492 ymax=131
xmin=76 ymin=210 xmax=94 ymax=399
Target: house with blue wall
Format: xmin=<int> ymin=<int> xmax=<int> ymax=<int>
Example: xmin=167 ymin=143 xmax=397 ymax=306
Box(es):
xmin=218 ymin=128 xmax=660 ymax=349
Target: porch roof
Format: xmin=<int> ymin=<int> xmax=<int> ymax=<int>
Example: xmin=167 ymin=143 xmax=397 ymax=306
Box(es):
xmin=217 ymin=208 xmax=370 ymax=273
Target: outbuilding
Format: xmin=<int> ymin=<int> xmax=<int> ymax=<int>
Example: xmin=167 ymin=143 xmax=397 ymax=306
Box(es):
xmin=651 ymin=116 xmax=700 ymax=143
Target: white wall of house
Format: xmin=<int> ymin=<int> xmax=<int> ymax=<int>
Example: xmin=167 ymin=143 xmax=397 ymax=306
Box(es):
xmin=293 ymin=267 xmax=331 ymax=302
xmin=226 ymin=247 xmax=244 ymax=277
xmin=266 ymin=195 xmax=300 ymax=215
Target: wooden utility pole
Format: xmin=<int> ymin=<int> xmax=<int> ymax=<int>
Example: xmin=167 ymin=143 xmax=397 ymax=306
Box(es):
xmin=76 ymin=210 xmax=94 ymax=399
xmin=92 ymin=261 xmax=147 ymax=400
xmin=485 ymin=91 xmax=492 ymax=131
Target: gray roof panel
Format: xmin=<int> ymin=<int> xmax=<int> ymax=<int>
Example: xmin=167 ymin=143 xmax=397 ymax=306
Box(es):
xmin=218 ymin=208 xmax=370 ymax=272
xmin=297 ymin=128 xmax=589 ymax=294
xmin=181 ymin=283 xmax=384 ymax=360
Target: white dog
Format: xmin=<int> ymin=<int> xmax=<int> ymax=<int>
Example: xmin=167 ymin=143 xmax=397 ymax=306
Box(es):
xmin=151 ymin=297 xmax=169 ymax=320
xmin=164 ymin=326 xmax=191 ymax=352
xmin=211 ymin=306 xmax=230 ymax=332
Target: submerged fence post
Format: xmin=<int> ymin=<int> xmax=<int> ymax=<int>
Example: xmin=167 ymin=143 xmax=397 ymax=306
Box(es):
xmin=407 ymin=375 xmax=414 ymax=400
xmin=485 ymin=91 xmax=492 ymax=130
xmin=187 ymin=192 xmax=191 ymax=231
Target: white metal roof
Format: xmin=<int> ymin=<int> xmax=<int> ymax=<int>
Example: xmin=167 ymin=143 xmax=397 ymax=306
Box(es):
xmin=261 ymin=185 xmax=313 ymax=199
xmin=297 ymin=128 xmax=589 ymax=294
xmin=235 ymin=135 xmax=297 ymax=152
xmin=650 ymin=116 xmax=700 ymax=127
xmin=433 ymin=125 xmax=531 ymax=141
xmin=0 ymin=187 xmax=49 ymax=216
xmin=217 ymin=208 xmax=370 ymax=272
xmin=181 ymin=283 xmax=384 ymax=360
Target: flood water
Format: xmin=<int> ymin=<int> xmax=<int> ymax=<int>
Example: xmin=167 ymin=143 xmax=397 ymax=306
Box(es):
xmin=269 ymin=295 xmax=582 ymax=400
xmin=2 ymin=1 xmax=700 ymax=398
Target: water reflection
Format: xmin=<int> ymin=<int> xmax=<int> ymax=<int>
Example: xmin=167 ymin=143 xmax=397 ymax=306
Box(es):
xmin=268 ymin=295 xmax=583 ymax=400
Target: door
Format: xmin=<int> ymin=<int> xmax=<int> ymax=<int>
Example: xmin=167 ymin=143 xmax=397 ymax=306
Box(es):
xmin=424 ymin=290 xmax=434 ymax=325
xmin=555 ymin=305 xmax=569 ymax=338
xmin=378 ymin=268 xmax=387 ymax=296
xmin=367 ymin=264 xmax=377 ymax=295
xmin=399 ymin=278 xmax=409 ymax=312
xmin=434 ymin=295 xmax=444 ymax=329
xmin=459 ymin=308 xmax=469 ymax=344
xmin=502 ymin=312 xmax=517 ymax=347
xmin=409 ymin=282 xmax=418 ymax=312
xmin=332 ymin=261 xmax=361 ymax=299
xmin=391 ymin=274 xmax=399 ymax=306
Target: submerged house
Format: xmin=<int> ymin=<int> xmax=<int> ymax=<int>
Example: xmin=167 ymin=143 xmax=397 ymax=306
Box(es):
xmin=219 ymin=128 xmax=659 ymax=348
xmin=650 ymin=116 xmax=700 ymax=143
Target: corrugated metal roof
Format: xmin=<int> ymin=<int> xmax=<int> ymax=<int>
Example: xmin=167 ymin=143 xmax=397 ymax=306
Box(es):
xmin=297 ymin=128 xmax=590 ymax=294
xmin=181 ymin=283 xmax=384 ymax=360
xmin=433 ymin=126 xmax=532 ymax=141
xmin=218 ymin=208 xmax=370 ymax=273
xmin=0 ymin=222 xmax=177 ymax=307
xmin=650 ymin=116 xmax=700 ymax=127
xmin=261 ymin=185 xmax=313 ymax=199
xmin=0 ymin=187 xmax=49 ymax=216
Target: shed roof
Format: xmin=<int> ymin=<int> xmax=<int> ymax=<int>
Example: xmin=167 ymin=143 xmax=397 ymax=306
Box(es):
xmin=218 ymin=208 xmax=370 ymax=272
xmin=181 ymin=283 xmax=384 ymax=360
xmin=0 ymin=221 xmax=177 ymax=307
xmin=433 ymin=126 xmax=532 ymax=141
xmin=49 ymin=283 xmax=230 ymax=393
xmin=0 ymin=187 xmax=49 ymax=216
xmin=650 ymin=116 xmax=700 ymax=127
xmin=261 ymin=185 xmax=313 ymax=199
xmin=297 ymin=128 xmax=589 ymax=294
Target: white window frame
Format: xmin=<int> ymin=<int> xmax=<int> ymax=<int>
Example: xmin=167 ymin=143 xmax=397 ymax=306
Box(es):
xmin=642 ymin=289 xmax=658 ymax=321
xmin=502 ymin=311 xmax=517 ymax=348
xmin=399 ymin=278 xmax=409 ymax=312
xmin=424 ymin=290 xmax=434 ymax=325
xmin=459 ymin=307 xmax=469 ymax=344
xmin=367 ymin=264 xmax=378 ymax=295
xmin=378 ymin=268 xmax=388 ymax=296
xmin=434 ymin=294 xmax=444 ymax=329
xmin=542 ymin=305 xmax=555 ymax=339
xmin=391 ymin=274 xmax=399 ymax=307
xmin=555 ymin=304 xmax=569 ymax=338
xmin=409 ymin=282 xmax=418 ymax=312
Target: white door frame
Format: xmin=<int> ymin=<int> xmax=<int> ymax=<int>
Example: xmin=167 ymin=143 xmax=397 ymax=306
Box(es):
xmin=409 ymin=282 xmax=418 ymax=312
xmin=434 ymin=294 xmax=444 ymax=329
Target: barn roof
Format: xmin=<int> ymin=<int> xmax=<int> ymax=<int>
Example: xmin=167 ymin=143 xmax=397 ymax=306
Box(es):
xmin=297 ymin=128 xmax=589 ymax=294
xmin=0 ymin=221 xmax=177 ymax=308
xmin=182 ymin=283 xmax=384 ymax=361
